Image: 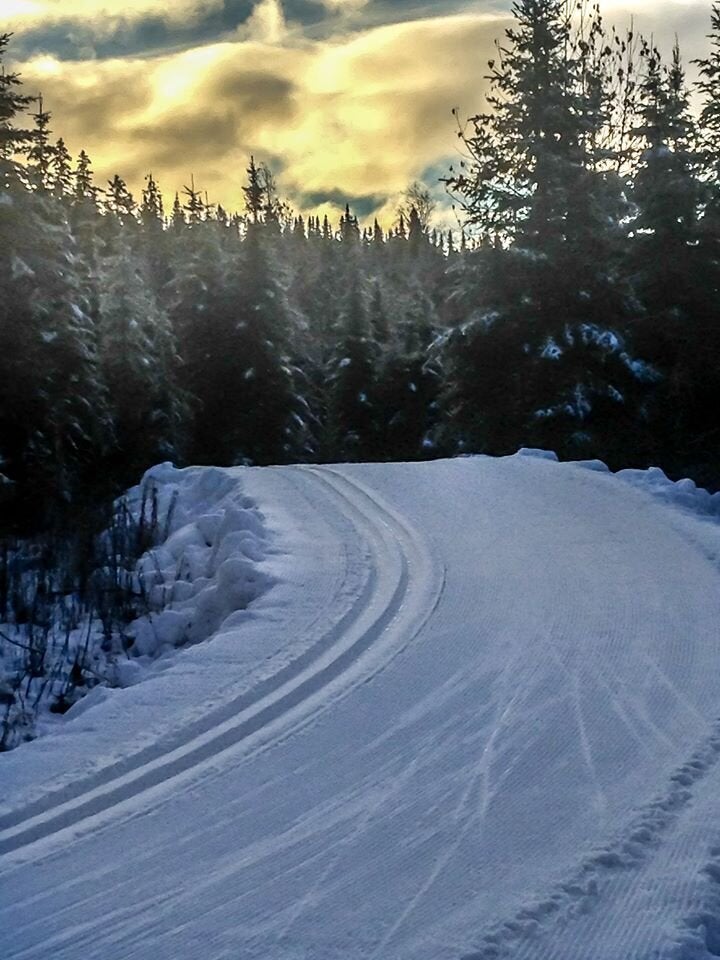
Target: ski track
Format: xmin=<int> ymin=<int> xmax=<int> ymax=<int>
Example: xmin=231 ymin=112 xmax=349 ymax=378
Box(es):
xmin=4 ymin=455 xmax=720 ymax=960
xmin=461 ymin=712 xmax=720 ymax=960
xmin=0 ymin=465 xmax=445 ymax=863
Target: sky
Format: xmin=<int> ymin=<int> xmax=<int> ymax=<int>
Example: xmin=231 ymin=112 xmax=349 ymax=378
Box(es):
xmin=2 ymin=0 xmax=715 ymax=227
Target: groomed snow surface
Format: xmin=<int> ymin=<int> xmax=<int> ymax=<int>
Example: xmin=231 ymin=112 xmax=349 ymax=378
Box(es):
xmin=3 ymin=452 xmax=720 ymax=959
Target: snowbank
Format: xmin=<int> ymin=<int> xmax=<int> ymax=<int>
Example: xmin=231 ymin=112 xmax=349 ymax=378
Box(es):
xmin=614 ymin=465 xmax=720 ymax=519
xmin=122 ymin=463 xmax=273 ymax=665
xmin=511 ymin=448 xmax=720 ymax=522
xmin=0 ymin=463 xmax=274 ymax=749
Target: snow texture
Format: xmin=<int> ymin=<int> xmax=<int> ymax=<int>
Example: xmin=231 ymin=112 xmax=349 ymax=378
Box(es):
xmin=0 ymin=463 xmax=274 ymax=748
xmin=3 ymin=454 xmax=720 ymax=960
xmin=125 ymin=463 xmax=274 ymax=659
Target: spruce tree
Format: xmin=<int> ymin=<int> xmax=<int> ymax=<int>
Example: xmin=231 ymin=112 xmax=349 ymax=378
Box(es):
xmin=377 ymin=286 xmax=439 ymax=460
xmin=633 ymin=38 xmax=720 ymax=478
xmin=98 ymin=224 xmax=186 ymax=478
xmin=443 ymin=0 xmax=644 ymax=462
xmin=0 ymin=40 xmax=109 ymax=516
xmin=0 ymin=34 xmax=34 ymax=186
xmin=227 ymin=220 xmax=297 ymax=463
xmin=329 ymin=275 xmax=377 ymax=461
xmin=695 ymin=4 xmax=720 ymax=192
xmin=0 ymin=182 xmax=110 ymax=512
xmin=243 ymin=156 xmax=264 ymax=224
xmin=51 ymin=138 xmax=73 ymax=197
xmin=26 ymin=95 xmax=54 ymax=190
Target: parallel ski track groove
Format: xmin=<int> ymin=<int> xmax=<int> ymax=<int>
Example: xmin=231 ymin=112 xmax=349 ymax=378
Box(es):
xmin=0 ymin=465 xmax=443 ymax=860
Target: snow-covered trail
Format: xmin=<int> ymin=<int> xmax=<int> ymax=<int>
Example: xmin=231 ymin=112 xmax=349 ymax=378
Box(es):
xmin=0 ymin=466 xmax=442 ymax=857
xmin=3 ymin=456 xmax=720 ymax=960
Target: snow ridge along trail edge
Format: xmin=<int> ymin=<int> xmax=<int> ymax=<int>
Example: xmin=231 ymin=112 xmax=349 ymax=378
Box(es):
xmin=0 ymin=465 xmax=445 ymax=862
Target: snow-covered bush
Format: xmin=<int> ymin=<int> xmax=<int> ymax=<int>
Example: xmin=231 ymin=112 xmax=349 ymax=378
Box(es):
xmin=0 ymin=463 xmax=271 ymax=751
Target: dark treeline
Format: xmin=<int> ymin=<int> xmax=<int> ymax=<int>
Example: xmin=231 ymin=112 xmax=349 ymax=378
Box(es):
xmin=3 ymin=0 xmax=720 ymax=529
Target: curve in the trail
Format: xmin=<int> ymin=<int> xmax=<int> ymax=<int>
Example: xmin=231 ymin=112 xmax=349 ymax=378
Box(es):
xmin=0 ymin=466 xmax=444 ymax=861
xmin=6 ymin=457 xmax=720 ymax=960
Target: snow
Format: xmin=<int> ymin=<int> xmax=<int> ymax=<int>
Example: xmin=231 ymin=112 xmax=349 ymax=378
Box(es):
xmin=0 ymin=463 xmax=275 ymax=748
xmin=514 ymin=446 xmax=559 ymax=461
xmin=126 ymin=464 xmax=274 ymax=656
xmin=616 ymin=465 xmax=720 ymax=519
xmin=3 ymin=454 xmax=720 ymax=959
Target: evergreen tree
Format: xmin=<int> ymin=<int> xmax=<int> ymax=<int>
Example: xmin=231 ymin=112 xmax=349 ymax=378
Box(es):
xmin=0 ymin=182 xmax=110 ymax=514
xmin=632 ymin=39 xmax=720 ymax=478
xmin=243 ymin=156 xmax=264 ymax=224
xmin=74 ymin=150 xmax=97 ymax=203
xmin=329 ymin=275 xmax=377 ymax=460
xmin=447 ymin=0 xmax=580 ymax=242
xmin=98 ymin=225 xmax=185 ymax=477
xmin=407 ymin=206 xmax=425 ymax=259
xmin=0 ymin=34 xmax=34 ymax=185
xmin=368 ymin=280 xmax=389 ymax=345
xmin=695 ymin=3 xmax=720 ymax=192
xmin=26 ymin=95 xmax=54 ymax=190
xmin=0 ymin=40 xmax=109 ymax=516
xmin=443 ymin=0 xmax=644 ymax=462
xmin=694 ymin=4 xmax=720 ymax=286
xmin=170 ymin=191 xmax=185 ymax=230
xmin=339 ymin=204 xmax=360 ymax=246
xmin=377 ymin=286 xmax=439 ymax=460
xmin=139 ymin=172 xmax=172 ymax=295
xmin=226 ymin=221 xmax=297 ymax=463
xmin=51 ymin=138 xmax=73 ymax=197
xmin=182 ymin=176 xmax=205 ymax=225
xmin=106 ymin=174 xmax=136 ymax=224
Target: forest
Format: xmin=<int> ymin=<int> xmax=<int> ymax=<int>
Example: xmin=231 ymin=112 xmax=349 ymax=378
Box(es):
xmin=2 ymin=0 xmax=720 ymax=532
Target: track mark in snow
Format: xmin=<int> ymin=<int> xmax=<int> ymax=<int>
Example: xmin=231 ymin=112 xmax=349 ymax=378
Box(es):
xmin=461 ymin=716 xmax=720 ymax=960
xmin=545 ymin=643 xmax=609 ymax=822
xmin=0 ymin=466 xmax=445 ymax=864
xmin=641 ymin=654 xmax=707 ymax=726
xmin=595 ymin=671 xmax=674 ymax=757
xmin=572 ymin=672 xmax=608 ymax=820
xmin=673 ymin=852 xmax=720 ymax=958
xmin=371 ymin=654 xmax=544 ymax=960
xmin=672 ymin=843 xmax=720 ymax=956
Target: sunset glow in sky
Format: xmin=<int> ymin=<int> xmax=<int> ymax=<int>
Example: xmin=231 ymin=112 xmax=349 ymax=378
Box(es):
xmin=3 ymin=0 xmax=715 ymax=225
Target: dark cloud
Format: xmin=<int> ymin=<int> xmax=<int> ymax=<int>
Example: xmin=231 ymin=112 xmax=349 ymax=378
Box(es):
xmin=207 ymin=69 xmax=296 ymax=109
xmin=124 ymin=72 xmax=297 ymax=175
xmin=7 ymin=0 xmax=714 ymax=67
xmin=9 ymin=0 xmax=336 ymax=62
xmin=27 ymin=67 xmax=153 ymax=147
xmin=299 ymin=189 xmax=386 ymax=217
xmin=8 ymin=17 xmax=177 ymax=61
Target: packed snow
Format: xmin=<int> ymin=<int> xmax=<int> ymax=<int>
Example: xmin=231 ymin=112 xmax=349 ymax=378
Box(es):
xmin=3 ymin=453 xmax=720 ymax=960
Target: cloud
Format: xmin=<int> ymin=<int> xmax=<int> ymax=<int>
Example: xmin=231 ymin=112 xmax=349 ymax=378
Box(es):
xmin=11 ymin=0 xmax=715 ymax=226
xmin=4 ymin=0 xmax=223 ymax=30
xmin=312 ymin=0 xmax=370 ymax=12
xmin=603 ymin=0 xmax=712 ymax=63
xmin=15 ymin=10 xmax=503 ymax=223
xmin=3 ymin=0 xmax=414 ymax=60
xmin=319 ymin=0 xmax=369 ymax=6
xmin=243 ymin=0 xmax=288 ymax=43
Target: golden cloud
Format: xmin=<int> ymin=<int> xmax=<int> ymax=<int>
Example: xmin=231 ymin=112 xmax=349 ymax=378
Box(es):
xmin=3 ymin=0 xmax=223 ymax=30
xmin=16 ymin=11 xmax=504 ymax=224
xmin=12 ymin=0 xmax=713 ymax=225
